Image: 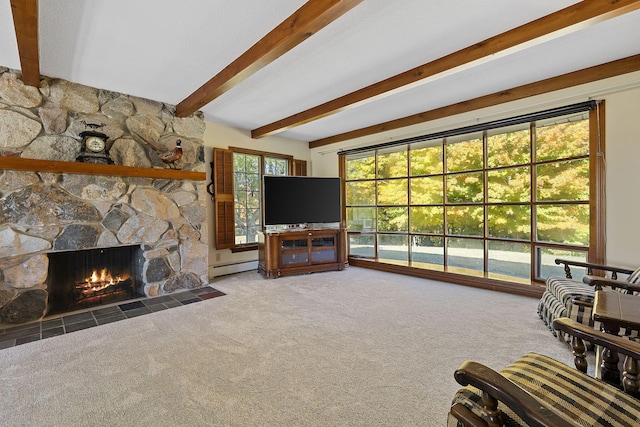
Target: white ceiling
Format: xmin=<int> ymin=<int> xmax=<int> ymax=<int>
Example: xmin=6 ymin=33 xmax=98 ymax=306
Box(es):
xmin=1 ymin=0 xmax=639 ymax=145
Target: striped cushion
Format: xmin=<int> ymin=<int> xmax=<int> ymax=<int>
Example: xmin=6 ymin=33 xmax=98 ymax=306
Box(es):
xmin=545 ymin=276 xmax=594 ymax=305
xmin=537 ymin=290 xmax=597 ymax=339
xmin=628 ymin=267 xmax=640 ymax=284
xmin=449 ymin=352 xmax=640 ymax=427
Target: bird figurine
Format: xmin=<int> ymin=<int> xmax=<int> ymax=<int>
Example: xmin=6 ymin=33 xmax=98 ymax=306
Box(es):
xmin=159 ymin=139 xmax=183 ymax=169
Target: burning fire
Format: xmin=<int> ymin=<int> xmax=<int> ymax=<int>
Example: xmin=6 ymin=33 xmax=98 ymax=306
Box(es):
xmin=77 ymin=268 xmax=126 ymax=295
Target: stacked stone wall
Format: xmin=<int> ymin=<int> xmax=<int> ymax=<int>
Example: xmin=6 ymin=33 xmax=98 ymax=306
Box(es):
xmin=0 ymin=68 xmax=208 ymax=325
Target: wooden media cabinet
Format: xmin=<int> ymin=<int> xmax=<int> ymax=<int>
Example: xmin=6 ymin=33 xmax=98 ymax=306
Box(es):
xmin=258 ymin=228 xmax=347 ymax=278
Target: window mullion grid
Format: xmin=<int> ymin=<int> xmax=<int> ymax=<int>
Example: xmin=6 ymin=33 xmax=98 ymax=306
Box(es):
xmin=442 ymin=139 xmax=449 ymax=269
xmin=482 ymin=131 xmax=489 ymax=276
xmin=374 ymin=150 xmax=380 ymax=260
xmin=406 ymin=146 xmax=412 ymax=265
xmin=529 ymin=122 xmax=536 ymax=281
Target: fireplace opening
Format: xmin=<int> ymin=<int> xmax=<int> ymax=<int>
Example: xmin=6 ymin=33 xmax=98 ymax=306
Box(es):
xmin=47 ymin=245 xmax=144 ymax=316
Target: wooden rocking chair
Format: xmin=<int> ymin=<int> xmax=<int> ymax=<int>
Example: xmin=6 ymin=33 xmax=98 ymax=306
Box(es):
xmin=448 ymin=318 xmax=640 ymax=427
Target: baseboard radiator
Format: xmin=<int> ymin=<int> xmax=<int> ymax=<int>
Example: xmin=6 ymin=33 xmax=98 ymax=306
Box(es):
xmin=209 ymin=260 xmax=258 ymax=279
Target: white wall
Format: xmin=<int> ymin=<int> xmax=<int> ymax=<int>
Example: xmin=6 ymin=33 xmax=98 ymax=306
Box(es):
xmin=310 ymin=71 xmax=640 ymax=270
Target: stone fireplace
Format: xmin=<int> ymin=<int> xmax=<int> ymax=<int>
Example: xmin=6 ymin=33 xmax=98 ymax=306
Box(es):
xmin=0 ymin=69 xmax=208 ymax=326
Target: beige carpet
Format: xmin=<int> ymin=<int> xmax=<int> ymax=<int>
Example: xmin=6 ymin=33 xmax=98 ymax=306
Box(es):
xmin=0 ymin=267 xmax=576 ymax=426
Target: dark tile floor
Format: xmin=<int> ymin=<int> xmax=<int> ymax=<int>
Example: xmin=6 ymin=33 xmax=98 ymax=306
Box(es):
xmin=0 ymin=286 xmax=225 ymax=350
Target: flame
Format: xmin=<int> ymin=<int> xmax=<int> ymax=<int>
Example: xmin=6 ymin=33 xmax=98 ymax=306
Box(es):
xmin=78 ymin=268 xmax=126 ymax=295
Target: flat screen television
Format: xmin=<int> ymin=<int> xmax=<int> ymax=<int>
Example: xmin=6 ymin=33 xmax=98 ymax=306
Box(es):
xmin=263 ymin=176 xmax=341 ymax=226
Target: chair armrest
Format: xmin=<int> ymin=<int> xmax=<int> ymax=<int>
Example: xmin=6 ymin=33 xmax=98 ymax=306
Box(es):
xmin=553 ymin=318 xmax=640 ymax=360
xmin=453 ymin=361 xmax=580 ymax=427
xmin=583 ymin=275 xmax=640 ymax=293
xmin=554 ymin=259 xmax=634 ymax=279
xmin=570 ymin=297 xmax=593 ymax=308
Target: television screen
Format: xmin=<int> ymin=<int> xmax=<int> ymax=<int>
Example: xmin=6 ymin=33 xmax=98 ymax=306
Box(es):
xmin=263 ymin=176 xmax=341 ymax=226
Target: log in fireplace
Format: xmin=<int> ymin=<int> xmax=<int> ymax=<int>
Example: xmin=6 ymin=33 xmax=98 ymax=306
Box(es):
xmin=47 ymin=245 xmax=144 ymax=315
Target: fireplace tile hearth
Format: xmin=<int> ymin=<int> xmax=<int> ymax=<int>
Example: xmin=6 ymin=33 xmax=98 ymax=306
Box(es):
xmin=0 ymin=286 xmax=225 ymax=350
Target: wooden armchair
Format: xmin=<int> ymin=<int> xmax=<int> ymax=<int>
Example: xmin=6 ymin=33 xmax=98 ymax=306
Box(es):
xmin=537 ymin=259 xmax=640 ymax=340
xmin=448 ymin=318 xmax=640 ymax=427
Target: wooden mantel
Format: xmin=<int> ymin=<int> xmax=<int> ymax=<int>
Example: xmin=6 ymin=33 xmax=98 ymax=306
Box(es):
xmin=0 ymin=157 xmax=206 ymax=181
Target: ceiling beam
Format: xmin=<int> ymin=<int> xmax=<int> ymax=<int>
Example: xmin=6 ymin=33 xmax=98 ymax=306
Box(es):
xmin=175 ymin=0 xmax=363 ymax=118
xmin=308 ymin=54 xmax=640 ymax=148
xmin=10 ymin=0 xmax=40 ymax=87
xmin=253 ymin=0 xmax=640 ymax=139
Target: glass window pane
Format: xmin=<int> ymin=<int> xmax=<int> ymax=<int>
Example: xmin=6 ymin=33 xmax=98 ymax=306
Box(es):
xmin=488 ymin=241 xmax=531 ymax=280
xmin=487 ymin=205 xmax=530 ymax=240
xmin=537 ymin=204 xmax=589 ymax=246
xmin=247 ymin=173 xmax=260 ymax=191
xmin=447 ymin=237 xmax=483 ymax=272
xmin=446 ymin=138 xmax=483 ymax=172
xmin=377 ymin=149 xmax=408 ymax=179
xmin=247 ymin=192 xmax=260 ymax=209
xmin=378 ymin=234 xmax=408 ymax=262
xmin=487 ymin=167 xmax=530 ymax=203
xmin=378 ymin=179 xmax=408 ymax=205
xmin=234 ymin=190 xmax=247 ymax=206
xmin=537 ymin=248 xmax=587 ymax=281
xmin=346 ymin=181 xmax=375 ymax=206
xmin=447 ymin=172 xmax=484 ymax=203
xmin=378 ymin=207 xmax=408 ymax=232
xmin=411 ymin=235 xmax=444 ymax=267
xmin=410 ymin=206 xmax=444 ymax=234
xmin=247 ymin=209 xmax=261 ymax=226
xmin=536 ymin=159 xmax=589 ymax=202
xmin=536 ymin=118 xmax=589 ymax=162
xmin=487 ymin=128 xmax=530 ymax=168
xmin=447 ymin=206 xmax=483 ymax=236
xmin=264 ymin=157 xmax=288 ymax=176
xmin=247 ymin=227 xmax=261 ymax=244
xmin=410 ymin=177 xmax=443 ymax=204
xmin=347 ymin=207 xmax=376 ymax=231
xmin=410 ymin=144 xmax=443 ymax=175
xmin=349 ymin=234 xmax=375 ymax=258
xmin=346 ymin=154 xmax=375 ymax=180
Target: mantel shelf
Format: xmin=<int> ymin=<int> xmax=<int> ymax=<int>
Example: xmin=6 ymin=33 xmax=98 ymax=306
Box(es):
xmin=0 ymin=157 xmax=206 ymax=181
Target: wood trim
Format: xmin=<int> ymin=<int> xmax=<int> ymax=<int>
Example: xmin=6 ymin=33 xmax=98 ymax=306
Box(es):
xmin=589 ymin=101 xmax=606 ymax=265
xmin=349 ymin=257 xmax=544 ymax=299
xmin=0 ymin=156 xmax=205 ymax=180
xmin=310 ymin=54 xmax=640 ymax=148
xmin=175 ymin=0 xmax=363 ymax=117
xmin=10 ymin=0 xmax=40 ymax=87
xmin=254 ymin=0 xmax=640 ymax=139
xmin=229 ymin=146 xmax=293 ymax=161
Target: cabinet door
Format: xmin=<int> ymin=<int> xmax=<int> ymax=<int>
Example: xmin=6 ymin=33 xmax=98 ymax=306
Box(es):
xmin=311 ymin=236 xmax=337 ymax=263
xmin=281 ymin=237 xmax=310 ymax=265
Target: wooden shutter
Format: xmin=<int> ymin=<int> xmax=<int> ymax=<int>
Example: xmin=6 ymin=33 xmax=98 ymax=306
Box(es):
xmin=293 ymin=159 xmax=307 ymax=176
xmin=213 ymin=148 xmax=235 ymax=249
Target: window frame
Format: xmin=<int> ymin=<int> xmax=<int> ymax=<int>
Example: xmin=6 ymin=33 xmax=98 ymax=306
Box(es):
xmin=341 ymin=103 xmax=605 ymax=290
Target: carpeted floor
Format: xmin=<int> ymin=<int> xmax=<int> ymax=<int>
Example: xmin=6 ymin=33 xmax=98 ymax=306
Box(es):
xmin=0 ymin=267 xmax=576 ymax=426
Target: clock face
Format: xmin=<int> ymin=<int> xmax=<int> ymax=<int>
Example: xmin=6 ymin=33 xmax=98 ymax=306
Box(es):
xmin=86 ymin=136 xmax=106 ymax=153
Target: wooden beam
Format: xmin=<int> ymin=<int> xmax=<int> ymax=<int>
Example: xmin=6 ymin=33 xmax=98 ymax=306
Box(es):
xmin=308 ymin=54 xmax=640 ymax=148
xmin=0 ymin=157 xmax=206 ymax=181
xmin=10 ymin=0 xmax=40 ymax=87
xmin=253 ymin=0 xmax=640 ymax=138
xmin=175 ymin=0 xmax=363 ymax=118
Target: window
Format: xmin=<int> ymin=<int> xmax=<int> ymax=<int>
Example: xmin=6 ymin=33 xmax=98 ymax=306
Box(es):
xmin=233 ymin=153 xmax=288 ymax=245
xmin=343 ymin=102 xmax=604 ymax=285
xmin=213 ymin=147 xmax=304 ymax=250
